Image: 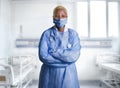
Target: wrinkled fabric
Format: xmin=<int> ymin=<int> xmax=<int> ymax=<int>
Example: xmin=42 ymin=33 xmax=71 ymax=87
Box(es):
xmin=38 ymin=26 xmax=81 ymax=88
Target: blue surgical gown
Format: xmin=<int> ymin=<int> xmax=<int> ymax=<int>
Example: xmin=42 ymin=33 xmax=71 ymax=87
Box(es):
xmin=38 ymin=26 xmax=81 ymax=88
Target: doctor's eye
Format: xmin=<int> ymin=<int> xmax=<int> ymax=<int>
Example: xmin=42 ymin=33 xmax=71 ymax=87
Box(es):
xmin=54 ymin=14 xmax=67 ymax=19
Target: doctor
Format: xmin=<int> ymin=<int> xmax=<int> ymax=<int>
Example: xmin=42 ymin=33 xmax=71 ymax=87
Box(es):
xmin=38 ymin=5 xmax=81 ymax=88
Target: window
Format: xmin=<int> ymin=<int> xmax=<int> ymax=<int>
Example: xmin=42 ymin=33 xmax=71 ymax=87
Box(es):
xmin=77 ymin=1 xmax=119 ymax=38
xmin=108 ymin=2 xmax=119 ymax=38
xmin=77 ymin=2 xmax=88 ymax=38
xmin=90 ymin=1 xmax=106 ymax=38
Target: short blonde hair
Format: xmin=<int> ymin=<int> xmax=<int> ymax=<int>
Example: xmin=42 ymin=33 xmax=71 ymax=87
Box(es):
xmin=53 ymin=5 xmax=68 ymax=17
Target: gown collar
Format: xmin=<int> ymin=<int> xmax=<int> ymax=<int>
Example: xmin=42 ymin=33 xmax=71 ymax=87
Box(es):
xmin=50 ymin=25 xmax=68 ymax=37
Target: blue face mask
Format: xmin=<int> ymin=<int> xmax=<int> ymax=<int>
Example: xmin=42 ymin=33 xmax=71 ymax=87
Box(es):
xmin=53 ymin=18 xmax=67 ymax=28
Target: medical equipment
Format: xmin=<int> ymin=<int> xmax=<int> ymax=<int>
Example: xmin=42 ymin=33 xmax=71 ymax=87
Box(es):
xmin=0 ymin=54 xmax=36 ymax=88
xmin=96 ymin=53 xmax=120 ymax=88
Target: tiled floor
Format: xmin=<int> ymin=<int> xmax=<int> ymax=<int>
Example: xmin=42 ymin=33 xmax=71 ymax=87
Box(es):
xmin=29 ymin=80 xmax=109 ymax=88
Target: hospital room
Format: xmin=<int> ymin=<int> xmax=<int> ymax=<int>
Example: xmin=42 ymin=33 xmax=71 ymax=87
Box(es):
xmin=0 ymin=0 xmax=120 ymax=88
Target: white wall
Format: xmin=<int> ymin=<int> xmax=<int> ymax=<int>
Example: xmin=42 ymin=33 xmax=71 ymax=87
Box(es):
xmin=76 ymin=48 xmax=111 ymax=80
xmin=0 ymin=0 xmax=12 ymax=58
xmin=118 ymin=3 xmax=120 ymax=54
xmin=12 ymin=1 xmax=75 ymax=39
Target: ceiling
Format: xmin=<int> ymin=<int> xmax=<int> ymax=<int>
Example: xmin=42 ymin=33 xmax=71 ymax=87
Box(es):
xmin=11 ymin=0 xmax=120 ymax=4
xmin=11 ymin=0 xmax=78 ymax=1
xmin=11 ymin=0 xmax=82 ymax=4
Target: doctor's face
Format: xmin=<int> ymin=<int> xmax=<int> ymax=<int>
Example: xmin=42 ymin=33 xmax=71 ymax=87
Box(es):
xmin=53 ymin=9 xmax=67 ymax=19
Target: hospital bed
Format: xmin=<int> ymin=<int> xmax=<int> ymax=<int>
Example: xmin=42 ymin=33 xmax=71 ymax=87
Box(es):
xmin=96 ymin=53 xmax=120 ymax=88
xmin=0 ymin=54 xmax=36 ymax=88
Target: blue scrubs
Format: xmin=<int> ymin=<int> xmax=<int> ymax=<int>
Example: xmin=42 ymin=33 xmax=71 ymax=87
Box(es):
xmin=38 ymin=26 xmax=81 ymax=88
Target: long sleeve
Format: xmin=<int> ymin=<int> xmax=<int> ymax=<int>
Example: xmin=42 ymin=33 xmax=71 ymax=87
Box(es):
xmin=38 ymin=31 xmax=68 ymax=67
xmin=51 ymin=31 xmax=81 ymax=63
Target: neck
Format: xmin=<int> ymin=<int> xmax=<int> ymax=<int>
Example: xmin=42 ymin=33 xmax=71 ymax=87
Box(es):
xmin=56 ymin=26 xmax=65 ymax=32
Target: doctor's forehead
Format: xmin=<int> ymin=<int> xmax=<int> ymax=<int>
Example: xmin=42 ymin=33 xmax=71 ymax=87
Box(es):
xmin=53 ymin=6 xmax=68 ymax=16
